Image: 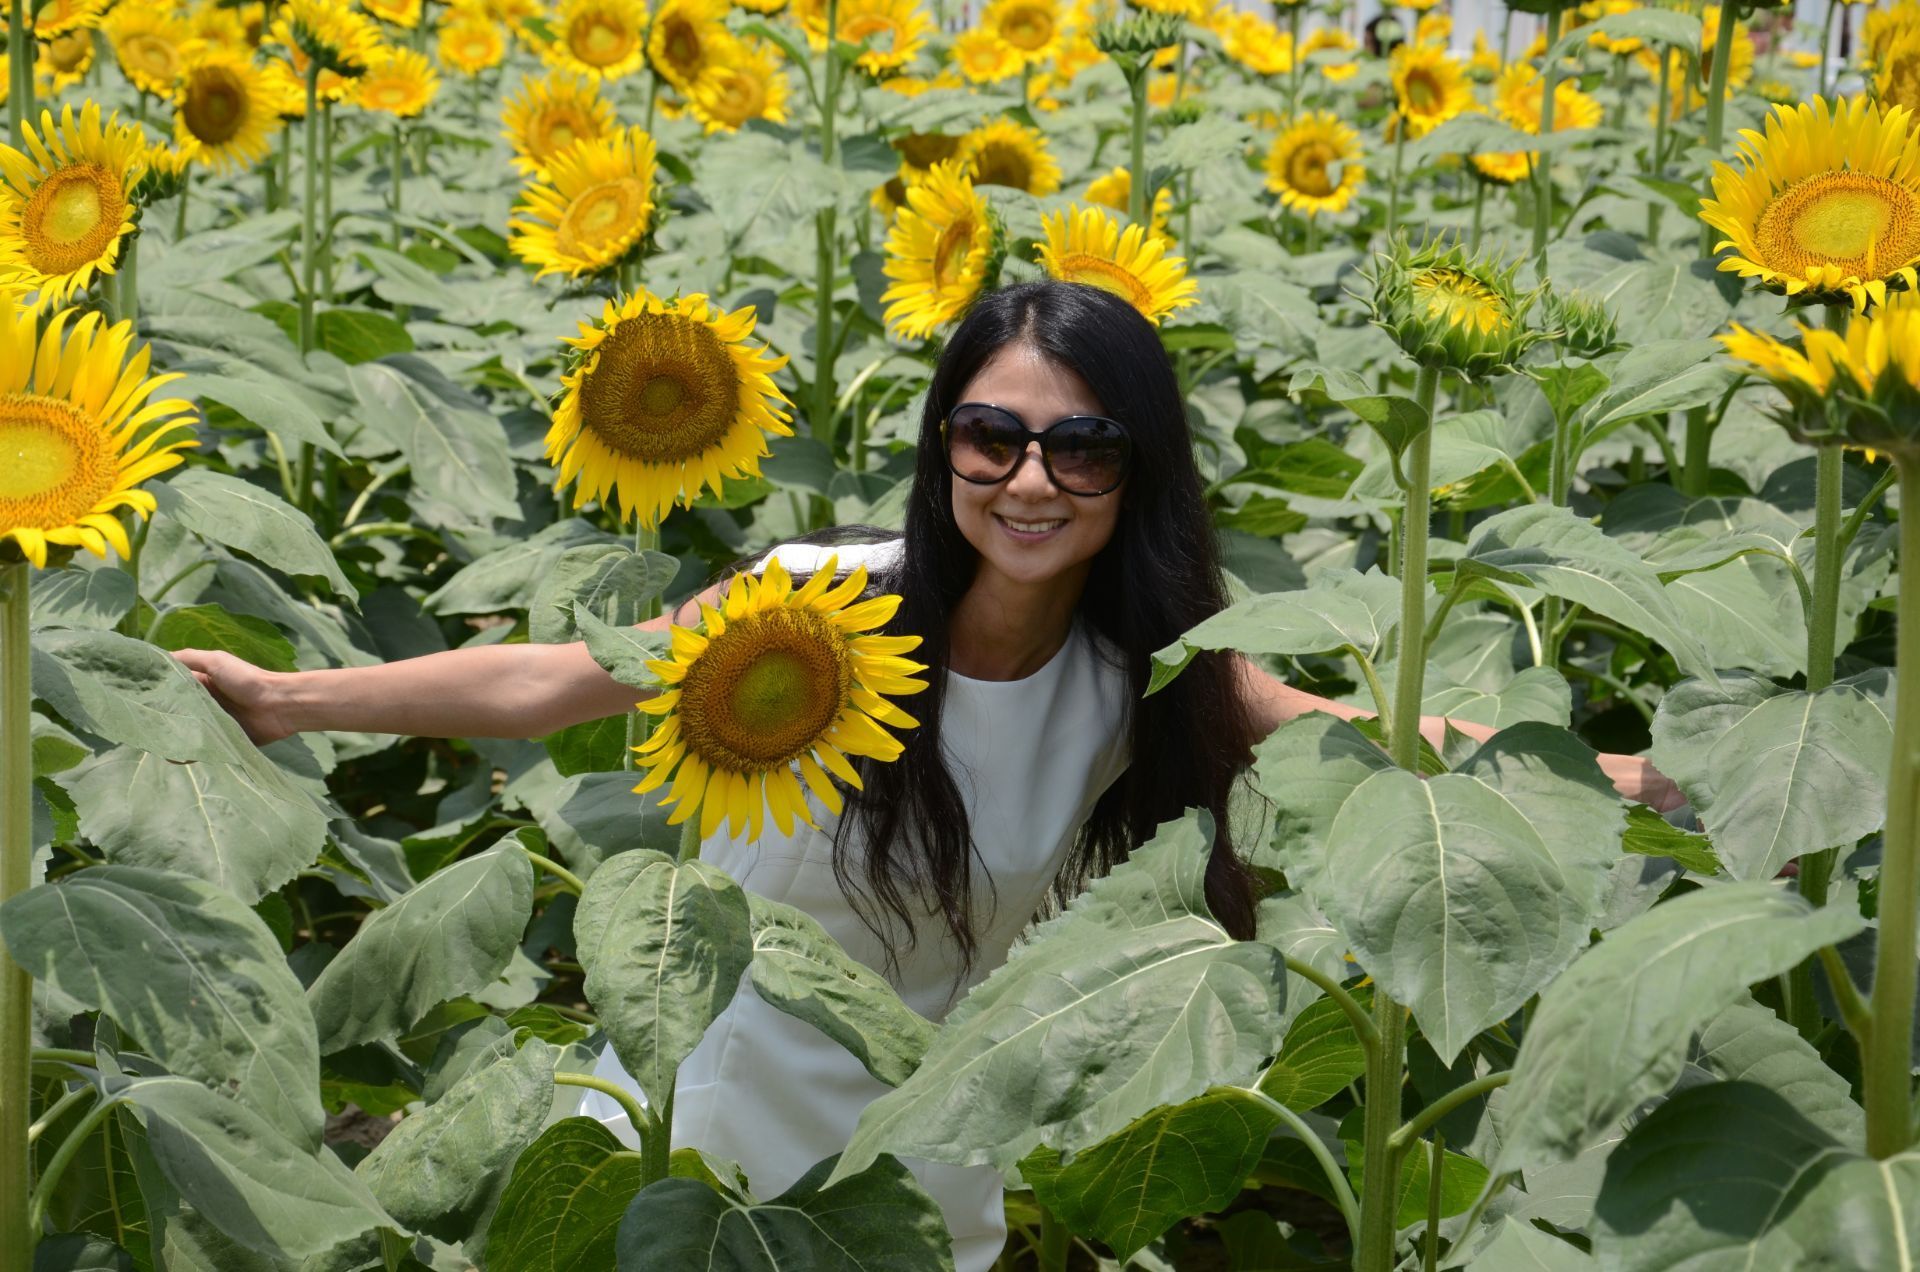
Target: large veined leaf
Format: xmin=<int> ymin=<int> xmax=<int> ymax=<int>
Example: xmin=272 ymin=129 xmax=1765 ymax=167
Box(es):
xmin=1257 ymin=987 xmax=1372 ymax=1113
xmin=1422 ymin=665 xmax=1572 ymax=731
xmin=122 ymin=1077 xmax=390 ymax=1261
xmin=30 ymin=566 xmax=137 ymax=631
xmin=35 ymin=1102 xmax=150 ymax=1265
xmin=306 ymin=841 xmax=535 ymax=1052
xmin=1249 ymin=714 xmax=1397 ymax=889
xmin=1495 ymin=884 xmax=1865 ymax=1172
xmin=1593 ymin=1082 xmax=1920 ymax=1271
xmin=1020 ymin=1088 xmax=1282 ymax=1261
xmin=1649 ymin=671 xmax=1894 ymax=881
xmin=832 ymin=811 xmax=1285 ymax=1182
xmin=1149 ymin=569 xmax=1401 ymax=693
xmin=1455 ymin=505 xmax=1716 ymax=683
xmin=615 ymin=1155 xmax=953 ymax=1272
xmin=148 ymin=604 xmax=298 ymax=673
xmin=0 ymin=867 xmax=323 ymax=1147
xmin=1311 ymin=724 xmax=1625 ymax=1062
xmin=422 ymin=518 xmax=622 ymax=615
xmin=526 ymin=545 xmax=679 ymax=644
xmin=1468 ymin=1216 xmax=1598 ymax=1270
xmin=347 ymin=358 xmax=520 ymax=523
xmin=1576 ymin=340 xmax=1735 ymax=437
xmin=31 ymin=629 xmax=266 ymax=767
xmin=574 ymin=850 xmax=754 ymax=1113
xmin=1343 ymin=1131 xmax=1488 ymax=1230
xmin=746 ymin=895 xmax=934 ymax=1088
xmin=150 ymin=471 xmax=354 ymax=601
xmin=1692 ymin=994 xmax=1863 ymax=1144
xmin=485 ymin=1118 xmax=645 ymax=1272
xmin=356 ymin=1036 xmax=557 ymax=1239
xmin=68 ymin=748 xmax=328 ymax=904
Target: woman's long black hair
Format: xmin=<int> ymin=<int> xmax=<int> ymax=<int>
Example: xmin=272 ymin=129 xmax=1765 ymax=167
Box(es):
xmin=821 ymin=280 xmax=1263 ymax=980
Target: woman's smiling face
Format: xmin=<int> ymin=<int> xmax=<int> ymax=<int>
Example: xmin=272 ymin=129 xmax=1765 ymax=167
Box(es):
xmin=947 ymin=341 xmax=1125 ymax=590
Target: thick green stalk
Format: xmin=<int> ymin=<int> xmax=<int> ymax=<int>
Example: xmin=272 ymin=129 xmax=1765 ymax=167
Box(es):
xmin=1681 ymin=405 xmax=1712 ymax=495
xmin=321 ymin=103 xmax=335 ymax=305
xmin=1385 ymin=130 xmax=1407 ymax=240
xmin=625 ymin=523 xmax=662 ymax=773
xmin=1863 ymin=453 xmax=1920 ymax=1157
xmin=1697 ymin=5 xmax=1737 ymax=257
xmin=1 ymin=564 xmax=33 ymax=1264
xmin=1285 ymin=6 xmax=1303 ymax=118
xmin=1038 ymin=1205 xmax=1069 ymax=1272
xmin=390 ymin=122 xmax=404 ymax=248
xmin=1357 ymin=362 xmax=1440 ymax=1272
xmin=1649 ymin=45 xmax=1671 ymax=244
xmin=116 ymin=233 xmax=139 ymax=326
xmin=1127 ymin=67 xmax=1149 ymax=229
xmin=810 ymin=0 xmax=842 ymax=457
xmin=8 ymin=0 xmax=33 ymax=148
xmin=298 ymin=64 xmax=321 ymax=353
xmin=1469 ymin=178 xmax=1486 ymax=251
xmin=1532 ymin=7 xmax=1562 ymax=270
xmin=1817 ymin=0 xmax=1840 ymax=100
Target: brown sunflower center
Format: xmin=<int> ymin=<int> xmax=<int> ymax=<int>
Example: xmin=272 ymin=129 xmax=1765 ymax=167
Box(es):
xmin=896 ymin=132 xmax=959 ymax=170
xmin=1756 ymin=171 xmax=1920 ymax=281
xmin=1285 ymin=141 xmax=1337 ymax=196
xmin=712 ymin=71 xmax=762 ymax=119
xmin=969 ymin=141 xmax=1032 ymax=191
xmin=0 ymin=395 xmax=116 ymax=530
xmin=122 ymin=34 xmax=180 ymax=83
xmin=578 ymin=309 xmax=738 ymax=463
xmin=21 ymin=162 xmax=126 ymax=277
xmin=183 ymin=65 xmax=250 ymax=144
xmin=998 ymin=6 xmax=1051 ymax=49
xmin=47 ymin=32 xmax=91 ymax=74
xmin=568 ymin=11 xmax=636 ymax=65
xmin=535 ymin=110 xmax=586 ymax=157
xmin=554 ymin=176 xmax=649 ymax=258
xmin=659 ymin=16 xmax=703 ymax=73
xmin=933 ymin=213 xmax=979 ymax=288
xmin=1404 ymin=68 xmax=1441 ymax=113
xmin=1055 ymin=252 xmax=1152 ymax=309
xmin=678 ymin=609 xmax=852 ymax=771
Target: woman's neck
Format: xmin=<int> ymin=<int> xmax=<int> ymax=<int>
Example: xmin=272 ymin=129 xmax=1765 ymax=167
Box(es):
xmin=946 ymin=559 xmax=1091 ymax=681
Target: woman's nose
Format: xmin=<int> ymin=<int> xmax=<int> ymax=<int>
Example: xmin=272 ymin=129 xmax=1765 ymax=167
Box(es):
xmin=1005 ymin=441 xmax=1058 ymax=497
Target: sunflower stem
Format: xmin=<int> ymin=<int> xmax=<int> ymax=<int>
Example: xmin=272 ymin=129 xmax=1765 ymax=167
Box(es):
xmin=1818 ymin=0 xmax=1840 ymax=100
xmin=1864 ymin=451 xmax=1920 ymax=1157
xmin=1285 ymin=5 xmax=1303 ymax=118
xmin=322 ymin=102 xmax=336 ymax=305
xmin=1 ymin=564 xmax=34 ymax=1267
xmin=1385 ymin=129 xmax=1406 ymax=240
xmin=390 ymin=121 xmax=404 ymax=249
xmin=116 ymin=232 xmax=139 ymax=327
xmin=1469 ymin=177 xmax=1485 ymax=251
xmin=1531 ymin=6 xmax=1561 ymax=272
xmin=810 ymin=0 xmax=843 ymax=459
xmin=174 ymin=171 xmax=190 ymax=241
xmin=298 ymin=61 xmax=321 ymax=354
xmin=1649 ymin=43 xmax=1671 ymax=244
xmin=8 ymin=0 xmax=32 ymax=149
xmin=1126 ymin=65 xmax=1149 ymax=229
xmin=677 ymin=816 xmax=702 ymax=863
xmin=1681 ymin=404 xmax=1712 ymax=496
xmin=1356 ymin=361 xmax=1440 ymax=1272
xmin=1697 ymin=2 xmax=1738 ymax=257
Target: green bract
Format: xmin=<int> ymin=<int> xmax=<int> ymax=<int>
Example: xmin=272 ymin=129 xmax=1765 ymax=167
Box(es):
xmin=1367 ymin=238 xmax=1546 ymax=378
xmin=1544 ymin=288 xmax=1623 ymax=359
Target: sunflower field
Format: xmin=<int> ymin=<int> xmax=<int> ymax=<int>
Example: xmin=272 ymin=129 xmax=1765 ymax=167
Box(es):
xmin=0 ymin=0 xmax=1917 ymax=1261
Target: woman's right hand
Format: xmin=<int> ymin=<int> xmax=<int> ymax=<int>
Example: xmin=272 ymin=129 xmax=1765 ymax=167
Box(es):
xmin=172 ymin=649 xmax=298 ymax=746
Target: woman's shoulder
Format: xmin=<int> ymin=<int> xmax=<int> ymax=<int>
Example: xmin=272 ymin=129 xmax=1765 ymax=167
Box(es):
xmin=755 ymin=537 xmax=904 ymax=578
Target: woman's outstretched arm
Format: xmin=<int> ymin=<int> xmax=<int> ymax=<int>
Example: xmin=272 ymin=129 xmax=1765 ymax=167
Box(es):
xmin=173 ymin=588 xmax=717 ymax=746
xmin=1234 ymin=656 xmax=1685 ymax=811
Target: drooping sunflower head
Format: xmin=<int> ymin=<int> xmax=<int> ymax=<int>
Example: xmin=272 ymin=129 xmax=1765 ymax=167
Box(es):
xmin=361 ymin=0 xmax=425 ymax=30
xmin=952 ymin=28 xmax=1021 ymax=83
xmin=172 ymin=46 xmax=280 ymax=171
xmin=279 ymin=0 xmax=383 ymax=75
xmin=0 ymin=296 xmax=198 ymax=569
xmin=509 ymin=124 xmax=658 ymax=279
xmin=1720 ymin=294 xmax=1920 ymax=458
xmin=646 ymin=0 xmax=732 ymax=90
xmin=37 ymin=30 xmax=97 ymax=93
xmin=132 ymin=140 xmax=194 ymax=205
xmin=838 ymin=0 xmax=934 ymax=76
xmin=686 ymin=38 xmax=790 ymax=132
xmin=1369 ymin=237 xmax=1545 ymax=377
xmin=633 ymin=555 xmax=928 ymax=843
xmin=1699 ymin=95 xmax=1920 ymax=312
xmin=983 ymin=0 xmax=1059 ymax=66
xmin=357 ymin=44 xmax=440 ymax=114
xmin=955 ymin=117 xmax=1061 ymax=196
xmin=1389 ymin=41 xmax=1472 ymax=139
xmin=105 ymin=5 xmax=194 ymax=97
xmin=437 ymin=8 xmax=509 ymax=73
xmin=1264 ymin=111 xmax=1365 ymax=218
xmin=502 ymin=70 xmax=618 ymax=178
xmin=1037 ymin=204 xmax=1198 ymax=325
xmin=546 ymin=0 xmax=651 ymax=81
xmin=0 ymin=103 xmax=147 ymax=310
xmin=881 ymin=158 xmax=1000 ymax=340
xmin=1866 ymin=1 xmax=1920 ymax=65
xmin=1084 ymin=166 xmax=1174 ymax=240
xmin=547 ymin=288 xmax=793 ymax=527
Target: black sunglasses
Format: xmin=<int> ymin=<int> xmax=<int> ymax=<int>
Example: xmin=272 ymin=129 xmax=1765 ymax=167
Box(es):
xmin=941 ymin=402 xmax=1132 ymax=497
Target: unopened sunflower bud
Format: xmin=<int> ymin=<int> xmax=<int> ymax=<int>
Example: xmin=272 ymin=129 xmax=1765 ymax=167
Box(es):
xmin=1094 ymin=12 xmax=1185 ymax=62
xmin=1368 ymin=237 xmax=1546 ymax=378
xmin=1544 ymin=289 xmax=1621 ymax=359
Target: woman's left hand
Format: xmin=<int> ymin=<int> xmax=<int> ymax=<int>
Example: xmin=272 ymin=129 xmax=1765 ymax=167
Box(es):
xmin=1598 ymin=751 xmax=1686 ymax=813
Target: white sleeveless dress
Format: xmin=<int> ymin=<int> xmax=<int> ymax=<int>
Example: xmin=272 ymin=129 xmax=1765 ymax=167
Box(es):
xmin=575 ymin=539 xmax=1132 ymax=1270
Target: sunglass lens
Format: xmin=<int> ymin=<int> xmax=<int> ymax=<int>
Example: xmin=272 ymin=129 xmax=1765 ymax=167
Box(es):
xmin=947 ymin=406 xmax=1025 ymax=482
xmin=1047 ymin=417 xmax=1129 ymax=494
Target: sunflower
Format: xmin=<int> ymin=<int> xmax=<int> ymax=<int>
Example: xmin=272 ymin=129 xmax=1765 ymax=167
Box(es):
xmin=278 ymin=0 xmax=383 ymax=75
xmin=1370 ymin=238 xmax=1545 ymax=376
xmin=1037 ymin=205 xmax=1197 ymax=325
xmin=361 ymin=0 xmax=423 ymax=29
xmin=133 ymin=139 xmax=193 ymax=204
xmin=952 ymin=28 xmax=1021 ymax=83
xmin=1389 ymin=42 xmax=1472 ymax=139
xmin=105 ymin=6 xmax=193 ymax=97
xmin=686 ymin=38 xmax=789 ymax=131
xmin=546 ymin=0 xmax=650 ymax=81
xmin=647 ymin=0 xmax=732 ymax=91
xmin=0 ymin=104 xmax=145 ymax=310
xmin=1084 ymin=165 xmax=1174 ymax=238
xmin=632 ymin=555 xmax=927 ymax=843
xmin=1867 ymin=1 xmax=1920 ymax=65
xmin=357 ymin=45 xmax=439 ymax=115
xmin=502 ymin=71 xmax=617 ymax=178
xmin=1581 ymin=0 xmax=1643 ymax=55
xmin=1415 ymin=13 xmax=1449 ymax=46
xmin=32 ymin=0 xmax=107 ymax=37
xmin=510 ymin=125 xmax=657 ymax=278
xmin=736 ymin=0 xmax=785 ymax=12
xmin=1721 ymin=292 xmax=1920 ymax=458
xmin=1264 ymin=112 xmax=1365 ymax=218
xmin=188 ymin=0 xmax=252 ymax=48
xmin=37 ymin=31 xmax=96 ymax=93
xmin=1304 ymin=25 xmax=1358 ymax=81
xmin=172 ymin=47 xmax=280 ymax=171
xmin=1637 ymin=6 xmax=1752 ymax=122
xmin=838 ymin=0 xmax=934 ymax=75
xmin=1220 ymin=11 xmax=1292 ymax=76
xmin=1473 ymin=61 xmax=1603 ymax=185
xmin=0 ymin=298 xmax=198 ymax=569
xmin=983 ymin=0 xmax=1059 ymax=66
xmin=1879 ymin=28 xmax=1920 ymax=114
xmin=1699 ymin=95 xmax=1920 ymax=312
xmin=955 ymin=117 xmax=1060 ymax=196
xmin=881 ymin=159 xmax=997 ymax=339
xmin=547 ymin=288 xmax=791 ymax=528
xmin=438 ymin=10 xmax=508 ymax=73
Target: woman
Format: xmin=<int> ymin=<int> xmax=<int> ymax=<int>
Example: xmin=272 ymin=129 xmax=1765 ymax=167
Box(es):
xmin=178 ymin=281 xmax=1677 ymax=1267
